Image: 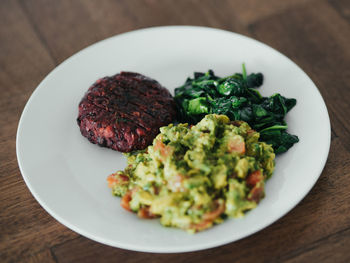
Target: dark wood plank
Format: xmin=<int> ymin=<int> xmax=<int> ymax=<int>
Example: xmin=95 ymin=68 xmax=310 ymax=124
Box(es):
xmin=284 ymin=228 xmax=350 ymax=263
xmin=20 ymin=0 xmax=251 ymax=65
xmin=21 ymin=249 xmax=57 ymax=263
xmin=0 ymin=1 xmax=77 ymax=262
xmin=121 ymin=0 xmax=249 ymax=33
xmin=221 ymin=0 xmax=316 ymax=25
xmin=250 ymin=0 xmax=350 ymax=151
xmin=0 ymin=173 xmax=78 ymax=262
xmin=330 ymin=0 xmax=350 ymax=21
xmin=19 ymin=0 xmax=108 ymax=64
xmin=0 ymin=0 xmax=55 ymax=116
xmin=0 ymin=0 xmax=54 ymax=170
xmin=52 ymin=137 xmax=350 ymax=263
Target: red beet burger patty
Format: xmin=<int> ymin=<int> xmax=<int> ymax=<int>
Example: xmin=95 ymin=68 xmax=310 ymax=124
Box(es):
xmin=77 ymin=72 xmax=176 ymax=152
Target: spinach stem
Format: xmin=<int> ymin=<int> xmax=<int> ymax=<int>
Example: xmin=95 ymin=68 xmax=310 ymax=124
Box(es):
xmin=260 ymin=125 xmax=288 ymax=133
xmin=242 ymin=63 xmax=247 ymax=80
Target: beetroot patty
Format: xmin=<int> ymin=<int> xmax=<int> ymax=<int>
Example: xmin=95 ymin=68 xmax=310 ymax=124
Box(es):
xmin=77 ymin=72 xmax=176 ymax=152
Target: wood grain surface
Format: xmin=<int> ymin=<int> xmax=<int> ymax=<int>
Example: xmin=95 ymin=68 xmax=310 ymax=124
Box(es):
xmin=1 ymin=0 xmax=349 ymax=262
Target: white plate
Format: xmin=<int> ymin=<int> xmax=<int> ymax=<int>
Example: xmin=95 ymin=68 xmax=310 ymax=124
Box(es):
xmin=16 ymin=26 xmax=330 ymax=253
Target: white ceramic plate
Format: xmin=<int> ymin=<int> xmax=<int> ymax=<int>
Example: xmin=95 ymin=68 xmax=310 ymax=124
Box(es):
xmin=16 ymin=26 xmax=330 ymax=253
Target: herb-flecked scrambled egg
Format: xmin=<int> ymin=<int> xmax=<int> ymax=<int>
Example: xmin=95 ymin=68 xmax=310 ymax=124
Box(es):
xmin=107 ymin=114 xmax=275 ymax=233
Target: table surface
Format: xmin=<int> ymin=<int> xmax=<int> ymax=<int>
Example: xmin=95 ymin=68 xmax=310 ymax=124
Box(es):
xmin=1 ymin=0 xmax=350 ymax=262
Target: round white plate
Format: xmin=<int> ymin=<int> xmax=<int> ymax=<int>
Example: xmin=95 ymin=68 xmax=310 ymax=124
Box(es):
xmin=16 ymin=26 xmax=330 ymax=253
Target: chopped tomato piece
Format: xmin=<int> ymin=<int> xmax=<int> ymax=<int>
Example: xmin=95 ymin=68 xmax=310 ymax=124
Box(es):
xmin=228 ymin=137 xmax=245 ymax=154
xmin=120 ymin=191 xmax=132 ymax=211
xmin=189 ymin=220 xmax=213 ymax=231
xmin=107 ymin=174 xmax=118 ymax=188
xmin=189 ymin=200 xmax=225 ymax=232
xmin=107 ymin=173 xmax=129 ymax=188
xmin=137 ymin=207 xmax=157 ymax=219
xmin=189 ymin=220 xmax=213 ymax=232
xmin=248 ymin=186 xmax=264 ymax=203
xmin=153 ymin=139 xmax=164 ymax=151
xmin=246 ymin=170 xmax=263 ymax=188
xmin=154 ymin=139 xmax=173 ymax=161
xmin=203 ymin=200 xmax=225 ymax=221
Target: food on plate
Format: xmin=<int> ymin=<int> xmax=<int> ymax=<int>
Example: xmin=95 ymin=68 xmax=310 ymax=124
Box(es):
xmin=174 ymin=65 xmax=299 ymax=154
xmin=77 ymin=72 xmax=177 ymax=152
xmin=107 ymin=114 xmax=275 ymax=232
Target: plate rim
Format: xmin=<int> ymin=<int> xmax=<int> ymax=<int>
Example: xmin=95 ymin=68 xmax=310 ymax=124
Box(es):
xmin=16 ymin=25 xmax=331 ymax=253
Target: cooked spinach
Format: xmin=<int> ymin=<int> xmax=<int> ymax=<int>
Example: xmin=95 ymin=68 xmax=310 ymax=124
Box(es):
xmin=174 ymin=64 xmax=299 ymax=154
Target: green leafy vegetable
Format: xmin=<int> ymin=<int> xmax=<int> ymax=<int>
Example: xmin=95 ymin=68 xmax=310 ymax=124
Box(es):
xmin=188 ymin=97 xmax=209 ymax=114
xmin=174 ymin=64 xmax=299 ymax=154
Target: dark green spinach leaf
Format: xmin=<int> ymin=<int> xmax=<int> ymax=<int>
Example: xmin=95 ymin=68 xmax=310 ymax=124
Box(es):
xmin=174 ymin=64 xmax=299 ymax=154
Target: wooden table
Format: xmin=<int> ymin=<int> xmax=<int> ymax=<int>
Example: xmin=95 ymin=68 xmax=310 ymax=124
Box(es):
xmin=1 ymin=0 xmax=350 ymax=262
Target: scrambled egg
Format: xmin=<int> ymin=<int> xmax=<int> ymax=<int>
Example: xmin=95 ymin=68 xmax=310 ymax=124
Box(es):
xmin=107 ymin=114 xmax=275 ymax=233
